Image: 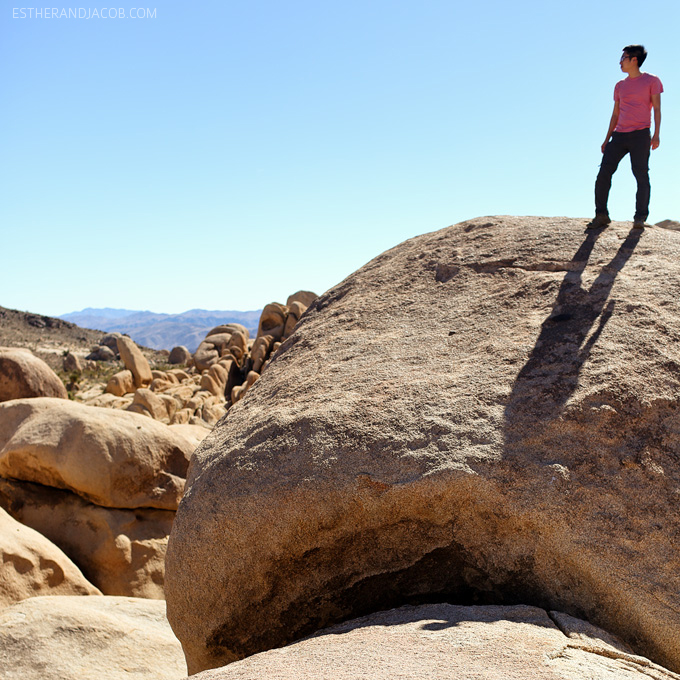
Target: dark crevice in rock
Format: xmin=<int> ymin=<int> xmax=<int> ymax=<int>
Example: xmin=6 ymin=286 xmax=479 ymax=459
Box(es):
xmin=207 ymin=533 xmax=580 ymax=665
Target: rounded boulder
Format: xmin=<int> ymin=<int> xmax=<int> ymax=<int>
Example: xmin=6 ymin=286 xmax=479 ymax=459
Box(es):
xmin=0 ymin=348 xmax=67 ymax=402
xmin=166 ymin=217 xmax=680 ymax=674
xmin=0 ymin=506 xmax=100 ymax=608
xmin=0 ymin=397 xmax=192 ymax=509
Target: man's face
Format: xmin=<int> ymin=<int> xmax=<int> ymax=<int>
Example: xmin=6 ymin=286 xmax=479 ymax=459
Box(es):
xmin=620 ymin=52 xmax=635 ymax=73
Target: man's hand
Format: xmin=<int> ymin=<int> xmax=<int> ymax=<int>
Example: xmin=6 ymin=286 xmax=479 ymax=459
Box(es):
xmin=601 ymin=102 xmax=619 ymax=153
xmin=651 ymin=134 xmax=660 ymax=150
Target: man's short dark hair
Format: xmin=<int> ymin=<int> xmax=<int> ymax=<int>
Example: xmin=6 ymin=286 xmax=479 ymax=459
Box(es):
xmin=623 ymin=44 xmax=647 ymax=66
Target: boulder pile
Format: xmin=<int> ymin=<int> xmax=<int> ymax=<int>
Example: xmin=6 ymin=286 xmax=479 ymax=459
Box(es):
xmin=0 ymin=478 xmax=173 ymax=599
xmin=165 ymin=217 xmax=680 ymax=675
xmin=85 ymin=332 xmax=124 ymax=362
xmin=0 ymin=291 xmax=316 ymax=607
xmin=0 ymin=291 xmax=320 ymax=678
xmin=73 ymin=291 xmax=317 ymax=428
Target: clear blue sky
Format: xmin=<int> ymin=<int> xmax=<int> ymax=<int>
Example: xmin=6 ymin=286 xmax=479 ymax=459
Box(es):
xmin=1 ymin=0 xmax=677 ymax=316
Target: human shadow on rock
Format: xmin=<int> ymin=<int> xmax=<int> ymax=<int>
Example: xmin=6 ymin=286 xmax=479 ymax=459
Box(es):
xmin=504 ymin=227 xmax=642 ymax=453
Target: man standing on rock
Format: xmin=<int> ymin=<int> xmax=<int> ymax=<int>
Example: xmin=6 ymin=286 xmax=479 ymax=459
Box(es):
xmin=589 ymin=45 xmax=663 ymax=230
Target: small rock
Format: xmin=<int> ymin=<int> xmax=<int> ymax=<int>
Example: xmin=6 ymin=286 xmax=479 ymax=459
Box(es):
xmin=87 ymin=345 xmax=116 ymax=362
xmin=62 ymin=352 xmax=83 ymax=374
xmin=282 ymin=300 xmax=307 ymax=339
xmin=169 ymin=346 xmax=192 ymax=365
xmin=250 ymin=335 xmax=273 ymax=373
xmin=285 ymin=290 xmax=317 ymax=308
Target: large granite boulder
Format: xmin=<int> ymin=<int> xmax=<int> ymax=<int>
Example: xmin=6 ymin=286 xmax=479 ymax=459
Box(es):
xmin=186 ymin=604 xmax=677 ymax=679
xmin=166 ymin=217 xmax=680 ymax=674
xmin=0 ymin=348 xmax=67 ymax=401
xmin=0 ymin=478 xmax=172 ymax=598
xmin=0 ymin=506 xmax=100 ymax=607
xmin=0 ymin=397 xmax=192 ymax=509
xmin=0 ymin=595 xmax=186 ymax=680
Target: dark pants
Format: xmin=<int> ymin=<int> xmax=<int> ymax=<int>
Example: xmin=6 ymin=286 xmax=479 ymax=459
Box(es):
xmin=595 ymin=127 xmax=651 ymax=221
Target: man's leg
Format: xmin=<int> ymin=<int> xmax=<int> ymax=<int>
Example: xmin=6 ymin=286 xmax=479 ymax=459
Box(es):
xmin=630 ymin=128 xmax=651 ymax=222
xmin=595 ymin=133 xmax=627 ymax=217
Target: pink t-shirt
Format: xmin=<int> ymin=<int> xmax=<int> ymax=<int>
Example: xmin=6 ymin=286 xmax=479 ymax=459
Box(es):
xmin=614 ymin=73 xmax=663 ymax=133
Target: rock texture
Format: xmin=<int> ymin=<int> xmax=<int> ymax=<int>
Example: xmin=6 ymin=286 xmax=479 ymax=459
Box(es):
xmin=0 ymin=478 xmax=172 ymax=598
xmin=166 ymin=217 xmax=680 ymax=674
xmin=188 ymin=604 xmax=679 ymax=680
xmin=0 ymin=595 xmax=187 ymax=680
xmin=0 ymin=348 xmax=68 ymax=401
xmin=0 ymin=397 xmax=192 ymax=509
xmin=0 ymin=506 xmax=100 ymax=607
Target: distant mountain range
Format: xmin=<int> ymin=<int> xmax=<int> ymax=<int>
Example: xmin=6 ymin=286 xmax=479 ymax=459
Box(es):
xmin=59 ymin=308 xmax=262 ymax=352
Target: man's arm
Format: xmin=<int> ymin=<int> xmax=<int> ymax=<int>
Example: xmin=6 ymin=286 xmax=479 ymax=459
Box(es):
xmin=651 ymin=93 xmax=661 ymax=150
xmin=601 ymin=101 xmax=620 ymax=153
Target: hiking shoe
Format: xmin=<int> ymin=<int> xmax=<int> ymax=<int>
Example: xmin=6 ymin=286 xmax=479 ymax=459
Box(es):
xmin=633 ymin=220 xmax=646 ymax=229
xmin=587 ymin=214 xmax=610 ymax=229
